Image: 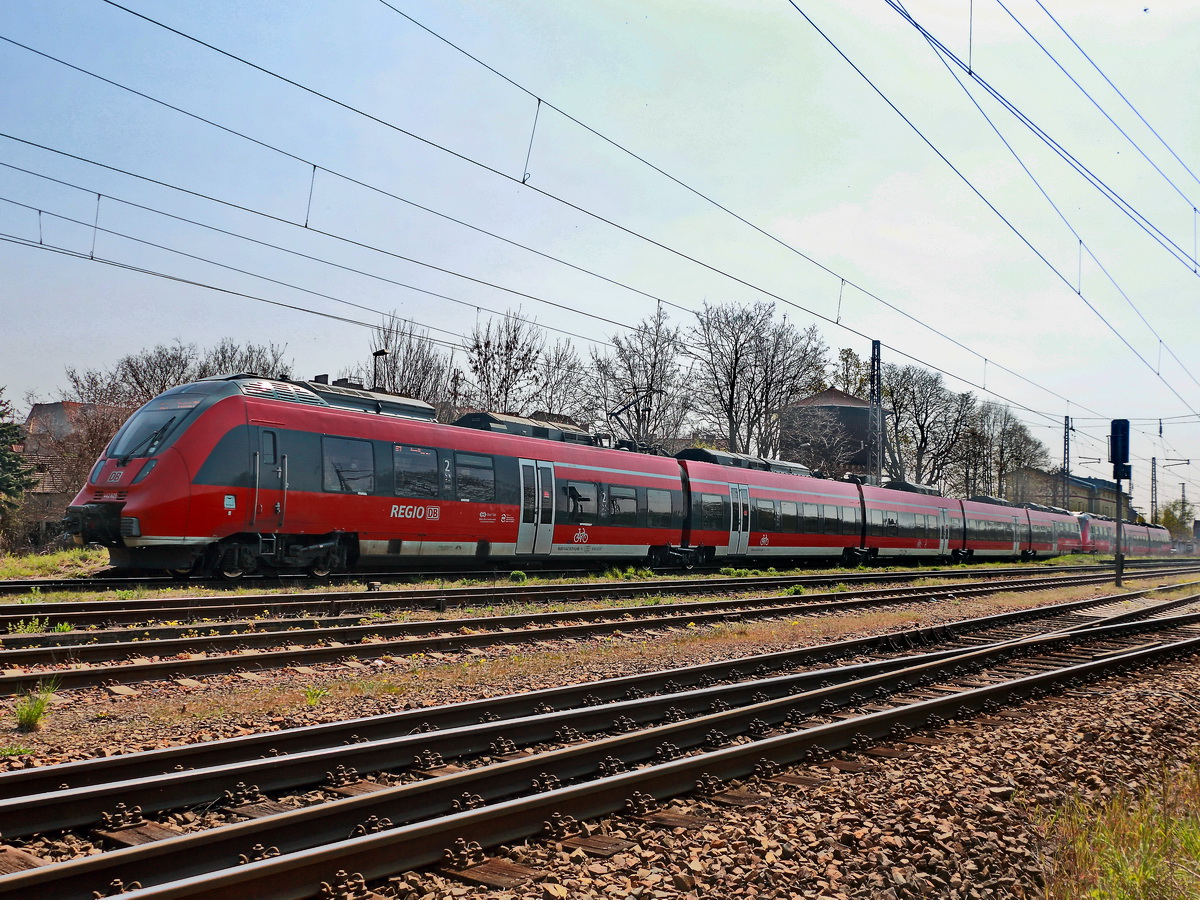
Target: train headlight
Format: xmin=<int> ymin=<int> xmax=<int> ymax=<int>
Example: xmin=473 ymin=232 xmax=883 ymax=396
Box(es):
xmin=132 ymin=459 xmax=158 ymax=484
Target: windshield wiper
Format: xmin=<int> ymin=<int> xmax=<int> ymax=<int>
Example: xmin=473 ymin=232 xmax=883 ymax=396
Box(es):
xmin=118 ymin=416 xmax=176 ymax=466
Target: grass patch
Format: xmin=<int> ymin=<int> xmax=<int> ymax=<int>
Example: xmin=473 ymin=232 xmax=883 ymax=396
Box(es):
xmin=0 ymin=746 xmax=33 ymax=756
xmin=0 ymin=547 xmax=110 ymax=579
xmin=302 ymin=686 xmax=329 ymax=707
xmin=1041 ymin=763 xmax=1200 ymax=900
xmin=13 ymin=680 xmax=60 ymax=733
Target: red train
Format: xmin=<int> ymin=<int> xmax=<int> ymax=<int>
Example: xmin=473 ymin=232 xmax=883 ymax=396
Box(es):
xmin=64 ymin=375 xmax=1172 ymax=576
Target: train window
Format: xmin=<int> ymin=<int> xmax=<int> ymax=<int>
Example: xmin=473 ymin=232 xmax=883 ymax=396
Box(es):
xmin=780 ymin=501 xmax=798 ymax=533
xmin=322 ymin=436 xmax=375 ymax=494
xmin=561 ymin=481 xmax=597 ymax=523
xmin=753 ymin=499 xmax=777 ymax=532
xmin=842 ymin=506 xmax=860 ymax=535
xmin=802 ymin=503 xmax=820 ymax=533
xmin=609 ymin=485 xmax=637 ymax=527
xmin=822 ymin=505 xmax=840 ymax=535
xmin=520 ymin=465 xmax=536 ymax=523
xmin=394 ymin=444 xmax=438 ymax=499
xmin=456 ymin=453 xmax=495 ymax=502
xmin=261 ymin=431 xmax=277 ymax=466
xmin=700 ymin=493 xmax=726 ymax=531
xmin=647 ymin=489 xmax=673 ymax=529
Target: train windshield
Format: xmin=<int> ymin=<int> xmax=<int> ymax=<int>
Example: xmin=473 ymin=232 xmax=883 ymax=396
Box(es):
xmin=107 ymin=394 xmax=206 ymax=460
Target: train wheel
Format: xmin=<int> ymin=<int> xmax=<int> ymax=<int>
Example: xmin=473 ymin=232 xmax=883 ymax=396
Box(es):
xmin=219 ymin=565 xmax=246 ymax=580
xmin=307 ymin=562 xmax=332 ymax=578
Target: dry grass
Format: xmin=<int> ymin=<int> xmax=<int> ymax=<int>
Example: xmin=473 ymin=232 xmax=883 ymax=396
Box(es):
xmin=1040 ymin=763 xmax=1200 ymax=900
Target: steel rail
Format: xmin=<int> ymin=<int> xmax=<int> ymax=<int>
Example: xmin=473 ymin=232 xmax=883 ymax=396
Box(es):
xmin=3 ymin=561 xmax=1196 ymax=630
xmin=0 ymin=570 xmax=1192 ymax=696
xmin=3 ymin=611 xmax=1198 ymax=900
xmin=0 ymin=580 xmax=1181 ymax=803
xmin=1 ymin=569 xmax=1195 ymax=696
xmin=0 ymin=568 xmax=1153 ymax=657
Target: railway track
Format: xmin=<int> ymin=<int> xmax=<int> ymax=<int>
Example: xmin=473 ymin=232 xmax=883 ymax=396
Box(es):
xmin=3 ymin=561 xmax=1197 ymax=635
xmin=0 ymin=557 xmax=1188 ymax=598
xmin=0 ymin=567 xmax=1196 ymax=695
xmin=0 ymin=587 xmax=1196 ymax=899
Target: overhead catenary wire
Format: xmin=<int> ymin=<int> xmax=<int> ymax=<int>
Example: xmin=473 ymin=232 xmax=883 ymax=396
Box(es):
xmin=994 ymin=0 xmax=1198 ymax=209
xmin=890 ymin=0 xmax=1200 ymax=395
xmin=2 ymin=8 xmax=1192 ymax=449
xmin=0 ymin=155 xmax=626 ymax=350
xmin=789 ymin=0 xmax=1198 ymax=418
xmin=1031 ymin=0 xmax=1200 ymax=194
xmin=55 ymin=5 xmax=1126 ymax=416
xmin=880 ymin=0 xmax=1200 ymax=274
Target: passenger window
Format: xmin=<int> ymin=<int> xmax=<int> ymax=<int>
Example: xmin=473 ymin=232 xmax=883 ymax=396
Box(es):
xmin=456 ymin=453 xmax=495 ymax=502
xmin=842 ymin=506 xmax=860 ymax=535
xmin=647 ymin=489 xmax=673 ymax=529
xmin=561 ymin=481 xmax=597 ymax=523
xmin=322 ymin=436 xmax=375 ymax=494
xmin=803 ymin=503 xmax=820 ymax=533
xmin=521 ymin=465 xmax=536 ymax=524
xmin=822 ymin=504 xmax=840 ymax=535
xmin=394 ymin=444 xmax=438 ymax=498
xmin=701 ymin=494 xmax=726 ymax=531
xmin=753 ymin=499 xmax=777 ymax=532
xmin=609 ymin=485 xmax=637 ymax=526
xmin=780 ymin=501 xmax=798 ymax=533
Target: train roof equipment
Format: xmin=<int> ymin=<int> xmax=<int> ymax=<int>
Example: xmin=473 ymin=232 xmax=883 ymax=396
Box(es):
xmin=452 ymin=411 xmax=599 ymax=446
xmin=885 ymin=480 xmax=942 ymax=496
xmin=675 ymin=448 xmax=811 ymax=477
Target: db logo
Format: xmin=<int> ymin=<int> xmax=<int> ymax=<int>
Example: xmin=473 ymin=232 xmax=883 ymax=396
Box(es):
xmin=426 ymin=506 xmax=440 ymax=520
xmin=573 ymin=528 xmax=589 ymax=544
xmin=759 ymin=535 xmax=769 ymax=546
xmin=107 ymin=470 xmax=123 ymax=484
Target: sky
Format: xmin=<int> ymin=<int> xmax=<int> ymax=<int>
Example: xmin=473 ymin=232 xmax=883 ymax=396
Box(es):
xmin=1 ymin=0 xmax=1198 ymax=513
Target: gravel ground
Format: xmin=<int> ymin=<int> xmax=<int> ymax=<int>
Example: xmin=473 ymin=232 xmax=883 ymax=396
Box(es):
xmin=1 ymin=584 xmax=1197 ymax=898
xmin=385 ymin=659 xmax=1200 ymax=900
xmin=0 ymin=585 xmax=1143 ymax=767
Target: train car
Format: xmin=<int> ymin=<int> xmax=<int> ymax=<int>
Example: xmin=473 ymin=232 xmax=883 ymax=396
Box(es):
xmin=67 ymin=373 xmax=1157 ymax=574
xmin=960 ymin=498 xmax=1030 ymax=560
xmin=677 ymin=451 xmax=864 ymax=564
xmin=1077 ymin=514 xmax=1171 ymax=556
xmin=860 ymin=483 xmax=964 ymax=560
xmin=65 ymin=374 xmax=690 ymax=576
xmin=1022 ymin=504 xmax=1084 ymax=558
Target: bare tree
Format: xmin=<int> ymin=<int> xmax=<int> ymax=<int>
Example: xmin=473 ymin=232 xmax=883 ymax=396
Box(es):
xmin=344 ymin=314 xmax=458 ymax=406
xmin=688 ymin=302 xmax=826 ymax=455
xmin=780 ymin=405 xmax=858 ymax=475
xmin=589 ymin=306 xmax=692 ymax=447
xmin=534 ymin=339 xmax=597 ymax=427
xmin=882 ymin=363 xmax=975 ymax=489
xmin=65 ymin=339 xmax=293 ymax=408
xmin=747 ymin=321 xmax=827 ymax=457
xmin=949 ymin=402 xmax=1050 ymax=499
xmin=464 ymin=311 xmax=544 ymax=414
xmin=194 ymin=339 xmax=293 ymax=381
xmin=829 ymin=347 xmax=870 ymax=396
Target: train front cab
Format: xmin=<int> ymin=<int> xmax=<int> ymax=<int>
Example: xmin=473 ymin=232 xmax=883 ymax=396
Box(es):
xmin=64 ymin=379 xmax=248 ymax=571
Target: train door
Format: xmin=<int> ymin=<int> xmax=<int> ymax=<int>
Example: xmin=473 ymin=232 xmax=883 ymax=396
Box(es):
xmin=251 ymin=429 xmax=286 ymax=533
xmin=938 ymin=508 xmax=949 ymax=555
xmin=729 ymin=484 xmax=750 ymax=555
xmin=516 ymin=459 xmax=555 ymax=554
xmin=1011 ymin=516 xmax=1021 ymax=555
